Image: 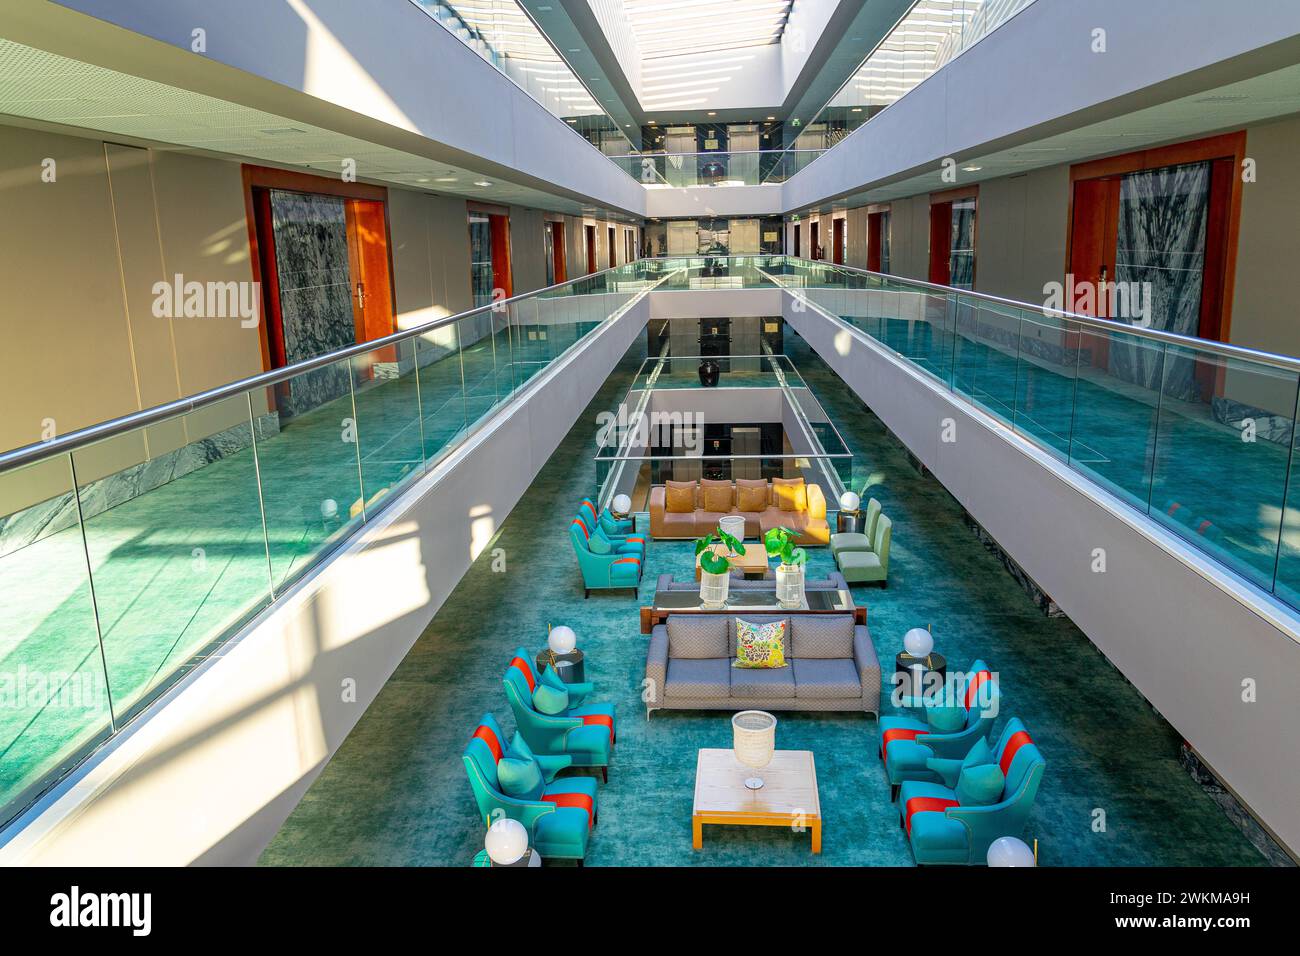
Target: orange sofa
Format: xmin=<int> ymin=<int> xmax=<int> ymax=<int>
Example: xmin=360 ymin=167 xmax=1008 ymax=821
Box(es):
xmin=648 ymin=477 xmax=829 ymax=545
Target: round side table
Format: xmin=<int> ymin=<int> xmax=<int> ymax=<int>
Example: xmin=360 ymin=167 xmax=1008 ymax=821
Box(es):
xmin=837 ymin=511 xmax=864 ymax=534
xmin=535 ymin=649 xmax=586 ymax=684
xmin=894 ymin=651 xmax=947 ymax=705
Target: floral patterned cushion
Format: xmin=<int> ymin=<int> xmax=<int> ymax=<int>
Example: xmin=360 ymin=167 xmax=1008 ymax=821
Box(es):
xmin=733 ymin=618 xmax=788 ymax=669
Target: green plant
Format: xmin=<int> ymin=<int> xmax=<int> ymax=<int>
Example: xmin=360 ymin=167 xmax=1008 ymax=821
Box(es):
xmin=763 ymin=526 xmax=807 ymax=568
xmin=695 ymin=526 xmax=743 ymax=576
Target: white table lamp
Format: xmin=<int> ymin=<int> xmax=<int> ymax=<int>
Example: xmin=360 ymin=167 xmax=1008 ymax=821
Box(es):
xmin=987 ymin=836 xmax=1037 ymax=867
xmin=485 ymin=818 xmax=529 ymax=866
xmin=548 ymin=625 xmax=577 ymax=656
xmin=732 ymin=710 xmax=777 ymax=790
xmin=839 ymin=490 xmax=861 ymax=513
xmin=612 ymin=493 xmax=632 ymax=516
xmin=903 ymin=626 xmax=934 ymax=660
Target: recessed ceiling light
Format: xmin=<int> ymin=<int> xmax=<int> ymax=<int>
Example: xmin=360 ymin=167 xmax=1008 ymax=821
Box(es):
xmin=416 ymin=177 xmax=429 ymax=183
xmin=707 ymin=111 xmax=716 ymax=116
xmin=961 ymin=165 xmax=982 ymax=172
xmin=850 ymin=107 xmax=863 ymax=112
xmin=648 ymin=120 xmax=657 ymax=125
xmin=435 ymin=177 xmax=457 ymax=182
xmin=766 ymin=116 xmax=776 ymax=121
xmin=474 ymin=180 xmax=492 ymax=187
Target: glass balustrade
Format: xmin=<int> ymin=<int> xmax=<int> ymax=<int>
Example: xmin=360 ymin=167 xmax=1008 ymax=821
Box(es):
xmin=606 ymin=150 xmax=825 ymax=187
xmin=0 ymin=261 xmax=658 ymax=828
xmin=771 ymin=256 xmax=1300 ymax=609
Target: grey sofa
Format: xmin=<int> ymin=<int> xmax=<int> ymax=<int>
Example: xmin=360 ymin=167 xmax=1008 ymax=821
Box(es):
xmin=654 ymin=571 xmax=849 ymax=593
xmin=645 ymin=613 xmax=880 ymax=717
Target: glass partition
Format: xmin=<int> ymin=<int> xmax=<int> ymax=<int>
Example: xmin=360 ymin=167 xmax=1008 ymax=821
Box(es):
xmin=0 ymin=258 xmax=662 ymax=828
xmin=765 ymin=254 xmax=1300 ymax=609
xmin=606 ymin=150 xmax=825 ymax=187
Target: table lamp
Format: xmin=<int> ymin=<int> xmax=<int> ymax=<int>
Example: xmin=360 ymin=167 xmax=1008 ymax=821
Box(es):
xmin=987 ymin=836 xmax=1037 ymax=867
xmin=732 ymin=710 xmax=777 ymax=790
xmin=839 ymin=490 xmax=861 ymax=514
xmin=548 ymin=624 xmax=577 ymax=656
xmin=484 ymin=818 xmax=532 ymax=866
xmin=612 ymin=493 xmax=632 ymax=517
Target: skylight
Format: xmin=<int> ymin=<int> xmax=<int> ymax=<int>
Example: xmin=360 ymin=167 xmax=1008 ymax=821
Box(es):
xmin=622 ymin=0 xmax=794 ymax=59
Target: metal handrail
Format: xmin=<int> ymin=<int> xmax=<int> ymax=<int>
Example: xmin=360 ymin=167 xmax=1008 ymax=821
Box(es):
xmin=608 ymin=149 xmax=826 ymax=159
xmin=0 ymin=262 xmax=655 ymax=473
xmin=778 ymin=257 xmax=1300 ymax=373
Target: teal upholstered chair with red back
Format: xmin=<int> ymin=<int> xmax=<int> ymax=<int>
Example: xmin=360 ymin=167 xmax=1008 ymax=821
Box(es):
xmin=504 ymin=653 xmax=614 ymax=780
xmin=580 ymin=497 xmax=635 ymax=537
xmin=506 ymin=647 xmax=616 ymax=729
xmin=570 ymin=515 xmax=642 ymax=598
xmin=881 ymin=660 xmax=999 ymax=799
xmin=899 ymin=718 xmax=1045 ymax=865
xmin=462 ymin=713 xmax=597 ymax=863
xmin=575 ymin=506 xmax=645 ymax=559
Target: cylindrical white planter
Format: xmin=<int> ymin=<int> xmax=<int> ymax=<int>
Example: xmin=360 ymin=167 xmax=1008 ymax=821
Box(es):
xmin=775 ymin=564 xmax=804 ymax=609
xmin=732 ymin=710 xmax=777 ymax=790
xmin=700 ymin=569 xmax=730 ymax=609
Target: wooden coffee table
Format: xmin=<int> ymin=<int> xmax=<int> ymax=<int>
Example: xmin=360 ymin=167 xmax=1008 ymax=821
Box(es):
xmin=691 ymin=748 xmax=822 ymax=853
xmin=694 ymin=542 xmax=769 ymax=580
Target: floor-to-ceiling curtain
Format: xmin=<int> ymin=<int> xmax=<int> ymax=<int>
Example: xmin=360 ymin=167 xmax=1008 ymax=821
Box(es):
xmin=1110 ymin=160 xmax=1210 ymax=400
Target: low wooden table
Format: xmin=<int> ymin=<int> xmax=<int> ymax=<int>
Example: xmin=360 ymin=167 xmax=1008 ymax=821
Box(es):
xmin=694 ymin=542 xmax=769 ymax=580
xmin=692 ymin=749 xmax=821 ymax=853
xmin=640 ymin=588 xmax=866 ymax=633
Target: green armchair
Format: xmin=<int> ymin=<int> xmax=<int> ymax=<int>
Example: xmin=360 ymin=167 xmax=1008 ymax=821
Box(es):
xmin=462 ymin=713 xmax=597 ymax=862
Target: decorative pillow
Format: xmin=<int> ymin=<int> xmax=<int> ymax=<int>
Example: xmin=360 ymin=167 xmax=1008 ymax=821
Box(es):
xmin=736 ymin=480 xmax=768 ymax=513
xmin=733 ymin=618 xmax=788 ymax=668
xmin=925 ymin=705 xmax=967 ymax=733
xmin=665 ymin=481 xmax=696 ymax=513
xmin=497 ymin=754 xmax=545 ymax=800
xmin=960 ymin=736 xmax=993 ymax=770
xmin=956 ymin=763 xmax=1005 ymax=806
xmin=587 ymin=533 xmax=611 ymax=554
xmin=510 ymin=732 xmax=536 ymax=761
xmin=701 ymin=481 xmax=733 ymax=513
xmin=533 ymin=680 xmax=569 ymax=715
xmin=772 ymin=478 xmax=808 ymax=512
xmin=541 ymin=665 xmax=567 ymax=692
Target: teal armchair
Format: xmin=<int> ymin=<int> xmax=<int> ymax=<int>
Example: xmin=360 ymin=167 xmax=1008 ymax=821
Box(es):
xmin=462 ymin=714 xmax=597 ymax=863
xmin=881 ymin=661 xmax=998 ymax=799
xmin=580 ymin=497 xmax=635 ymax=536
xmin=570 ymin=518 xmax=642 ymax=598
xmin=504 ymin=661 xmax=614 ymax=781
xmin=508 ymin=648 xmax=617 ymax=732
xmin=899 ymin=718 xmax=1044 ymax=865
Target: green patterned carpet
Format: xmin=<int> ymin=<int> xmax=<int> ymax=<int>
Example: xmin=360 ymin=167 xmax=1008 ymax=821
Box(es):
xmin=259 ymin=331 xmax=1265 ymax=867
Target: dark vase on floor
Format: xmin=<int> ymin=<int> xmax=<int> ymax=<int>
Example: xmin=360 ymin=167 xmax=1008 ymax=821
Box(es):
xmin=698 ymin=359 xmax=720 ymax=387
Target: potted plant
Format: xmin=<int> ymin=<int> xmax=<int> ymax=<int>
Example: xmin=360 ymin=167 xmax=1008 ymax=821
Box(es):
xmin=695 ymin=526 xmax=743 ymax=609
xmin=764 ymin=526 xmax=808 ymax=609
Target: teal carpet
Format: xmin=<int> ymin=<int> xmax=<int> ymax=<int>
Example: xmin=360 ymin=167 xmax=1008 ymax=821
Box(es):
xmin=259 ymin=331 xmax=1265 ymax=867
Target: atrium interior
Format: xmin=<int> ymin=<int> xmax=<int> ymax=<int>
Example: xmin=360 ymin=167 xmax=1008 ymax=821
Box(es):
xmin=0 ymin=0 xmax=1298 ymax=879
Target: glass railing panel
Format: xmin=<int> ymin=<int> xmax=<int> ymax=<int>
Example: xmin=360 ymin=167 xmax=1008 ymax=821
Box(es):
xmin=252 ymin=356 xmax=367 ymax=592
xmin=350 ymin=338 xmax=426 ymax=504
xmin=1013 ymin=312 xmax=1082 ymax=460
xmin=414 ymin=323 xmax=467 ymax=462
xmin=0 ymin=454 xmax=112 ymax=823
xmin=951 ymin=297 xmax=1022 ymax=424
xmin=1067 ymin=328 xmax=1166 ymax=512
xmin=509 ymin=297 xmax=547 ymax=386
xmin=72 ymin=394 xmax=273 ymax=724
xmin=459 ymin=309 xmax=500 ymax=427
xmin=1148 ymin=346 xmax=1298 ymax=589
xmin=1273 ymin=426 xmax=1300 ymax=607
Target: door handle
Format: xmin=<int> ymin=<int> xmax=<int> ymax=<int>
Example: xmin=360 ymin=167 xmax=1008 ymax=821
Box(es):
xmin=356 ymin=281 xmax=366 ymax=310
